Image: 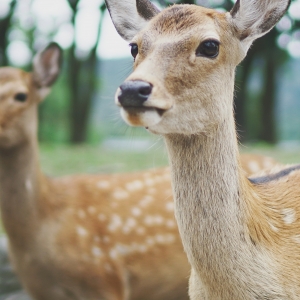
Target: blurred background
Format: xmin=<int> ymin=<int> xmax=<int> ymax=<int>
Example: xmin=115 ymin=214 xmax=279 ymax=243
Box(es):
xmin=0 ymin=0 xmax=299 ymax=177
xmin=0 ymin=0 xmax=300 ymax=298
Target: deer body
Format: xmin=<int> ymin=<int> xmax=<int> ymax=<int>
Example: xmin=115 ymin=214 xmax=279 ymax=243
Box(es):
xmin=0 ymin=44 xmax=283 ymax=300
xmin=0 ymin=47 xmax=190 ymax=300
xmin=106 ymin=0 xmax=300 ymax=299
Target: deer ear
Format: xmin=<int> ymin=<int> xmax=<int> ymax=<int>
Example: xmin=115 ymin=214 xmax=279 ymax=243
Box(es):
xmin=105 ymin=0 xmax=160 ymax=41
xmin=230 ymin=0 xmax=291 ymax=51
xmin=33 ymin=43 xmax=62 ymax=89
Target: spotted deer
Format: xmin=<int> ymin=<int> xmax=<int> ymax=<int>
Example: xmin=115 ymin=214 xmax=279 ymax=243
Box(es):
xmin=0 ymin=43 xmax=192 ymax=300
xmin=106 ymin=0 xmax=300 ymax=299
xmin=0 ymin=44 xmax=281 ymax=300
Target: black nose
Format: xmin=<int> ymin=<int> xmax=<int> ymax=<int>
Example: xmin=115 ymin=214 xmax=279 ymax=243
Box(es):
xmin=118 ymin=81 xmax=152 ymax=108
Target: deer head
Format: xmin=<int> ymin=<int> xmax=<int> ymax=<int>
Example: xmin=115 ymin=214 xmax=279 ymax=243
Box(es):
xmin=0 ymin=43 xmax=62 ymax=149
xmin=105 ymin=0 xmax=290 ymax=135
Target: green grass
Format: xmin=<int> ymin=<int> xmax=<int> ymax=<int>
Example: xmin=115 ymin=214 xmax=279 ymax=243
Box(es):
xmin=39 ymin=142 xmax=300 ymax=177
xmin=39 ymin=140 xmax=169 ymax=177
xmin=240 ymin=143 xmax=300 ymax=165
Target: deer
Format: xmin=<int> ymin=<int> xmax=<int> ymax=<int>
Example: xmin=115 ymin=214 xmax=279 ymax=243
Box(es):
xmin=106 ymin=0 xmax=300 ymax=299
xmin=0 ymin=43 xmax=190 ymax=300
xmin=0 ymin=43 xmax=282 ymax=300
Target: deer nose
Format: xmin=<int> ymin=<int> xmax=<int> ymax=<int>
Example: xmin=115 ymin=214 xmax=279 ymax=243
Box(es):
xmin=118 ymin=81 xmax=152 ymax=107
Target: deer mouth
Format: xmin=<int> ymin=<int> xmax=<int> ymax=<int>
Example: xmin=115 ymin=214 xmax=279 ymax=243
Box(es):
xmin=120 ymin=106 xmax=166 ymax=127
xmin=123 ymin=106 xmax=165 ymax=115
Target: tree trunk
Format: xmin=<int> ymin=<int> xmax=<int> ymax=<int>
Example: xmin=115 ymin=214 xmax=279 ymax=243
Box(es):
xmin=0 ymin=0 xmax=16 ymax=66
xmin=68 ymin=3 xmax=105 ymax=144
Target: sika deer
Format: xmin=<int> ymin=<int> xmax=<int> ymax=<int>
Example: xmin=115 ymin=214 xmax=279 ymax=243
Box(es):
xmin=0 ymin=42 xmax=281 ymax=300
xmin=106 ymin=0 xmax=300 ymax=299
xmin=0 ymin=43 xmax=190 ymax=300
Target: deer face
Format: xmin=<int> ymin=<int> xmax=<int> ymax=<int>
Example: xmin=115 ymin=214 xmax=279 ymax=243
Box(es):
xmin=106 ymin=0 xmax=290 ymax=135
xmin=116 ymin=5 xmax=242 ymax=135
xmin=0 ymin=43 xmax=62 ymax=149
xmin=0 ymin=68 xmax=37 ymax=148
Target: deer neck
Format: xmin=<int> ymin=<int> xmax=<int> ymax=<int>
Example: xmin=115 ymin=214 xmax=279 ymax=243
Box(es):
xmin=0 ymin=129 xmax=42 ymax=247
xmin=164 ymin=115 xmax=255 ymax=286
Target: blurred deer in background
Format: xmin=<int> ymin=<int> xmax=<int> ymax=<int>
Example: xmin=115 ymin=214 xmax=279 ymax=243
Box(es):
xmin=0 ymin=43 xmax=191 ymax=300
xmin=0 ymin=42 xmax=282 ymax=300
xmin=106 ymin=0 xmax=300 ymax=299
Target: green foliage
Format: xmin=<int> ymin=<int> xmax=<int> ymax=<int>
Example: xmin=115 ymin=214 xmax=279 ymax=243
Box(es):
xmin=38 ymin=72 xmax=71 ymax=143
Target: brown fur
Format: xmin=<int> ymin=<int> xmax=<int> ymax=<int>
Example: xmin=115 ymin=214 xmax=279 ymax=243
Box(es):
xmin=107 ymin=1 xmax=298 ymax=299
xmin=0 ymin=63 xmax=190 ymax=299
xmin=0 ymin=51 xmax=279 ymax=299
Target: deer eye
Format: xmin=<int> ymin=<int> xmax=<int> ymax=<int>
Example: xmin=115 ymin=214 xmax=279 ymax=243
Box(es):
xmin=14 ymin=93 xmax=28 ymax=102
xmin=130 ymin=43 xmax=139 ymax=59
xmin=196 ymin=40 xmax=220 ymax=58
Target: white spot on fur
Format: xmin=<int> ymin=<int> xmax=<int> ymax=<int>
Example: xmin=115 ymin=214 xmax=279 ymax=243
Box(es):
xmin=113 ymin=188 xmax=129 ymax=200
xmin=165 ymin=234 xmax=175 ymax=243
xmin=103 ymin=236 xmax=110 ymax=244
xmin=136 ymin=227 xmax=146 ymax=235
xmin=139 ymin=195 xmax=153 ymax=207
xmin=98 ymin=214 xmax=106 ymax=221
xmin=88 ymin=206 xmax=96 ymax=215
xmin=138 ymin=244 xmax=148 ymax=253
xmin=268 ymin=222 xmax=279 ymax=232
xmin=163 ymin=172 xmax=171 ymax=181
xmin=153 ymin=215 xmax=164 ymax=225
xmin=126 ymin=180 xmax=143 ymax=191
xmin=144 ymin=178 xmax=154 ymax=186
xmin=25 ymin=179 xmax=32 ymax=191
xmin=78 ymin=209 xmax=86 ymax=219
xmin=92 ymin=246 xmax=103 ymax=257
xmin=146 ymin=237 xmax=155 ymax=245
xmin=108 ymin=214 xmax=122 ymax=232
xmin=148 ymin=188 xmax=156 ymax=194
xmin=97 ymin=180 xmax=110 ymax=189
xmin=144 ymin=215 xmax=154 ymax=226
xmin=166 ymin=202 xmax=174 ymax=212
xmin=122 ymin=218 xmax=137 ymax=234
xmin=155 ymin=234 xmax=165 ymax=243
xmin=132 ymin=207 xmax=141 ymax=216
xmin=247 ymin=161 xmax=260 ymax=173
xmin=263 ymin=158 xmax=274 ymax=169
xmin=281 ymin=208 xmax=296 ymax=225
xmin=109 ymin=248 xmax=119 ymax=259
xmin=166 ymin=219 xmax=176 ymax=228
xmin=292 ymin=235 xmax=300 ymax=244
xmin=76 ymin=226 xmax=88 ymax=237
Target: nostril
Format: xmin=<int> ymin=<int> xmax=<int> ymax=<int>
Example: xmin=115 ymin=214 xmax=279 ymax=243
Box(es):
xmin=138 ymin=84 xmax=152 ymax=97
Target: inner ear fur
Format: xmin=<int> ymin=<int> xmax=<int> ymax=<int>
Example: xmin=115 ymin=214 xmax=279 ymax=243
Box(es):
xmin=230 ymin=0 xmax=291 ymax=41
xmin=105 ymin=0 xmax=160 ymax=42
xmin=32 ymin=42 xmax=63 ymax=88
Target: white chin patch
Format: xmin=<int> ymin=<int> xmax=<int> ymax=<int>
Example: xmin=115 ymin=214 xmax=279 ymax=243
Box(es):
xmin=120 ymin=107 xmax=162 ymax=128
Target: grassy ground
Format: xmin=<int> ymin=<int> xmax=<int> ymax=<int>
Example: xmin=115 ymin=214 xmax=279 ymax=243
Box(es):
xmin=39 ymin=142 xmax=300 ymax=177
xmin=39 ymin=140 xmax=169 ymax=176
xmin=239 ymin=143 xmax=300 ymax=165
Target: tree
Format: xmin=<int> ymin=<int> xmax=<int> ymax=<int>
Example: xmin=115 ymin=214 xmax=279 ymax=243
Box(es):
xmin=0 ymin=0 xmax=16 ymax=66
xmin=67 ymin=1 xmax=106 ymax=144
